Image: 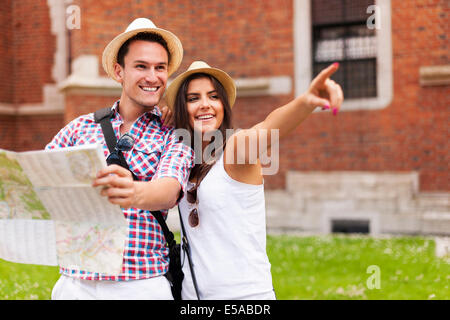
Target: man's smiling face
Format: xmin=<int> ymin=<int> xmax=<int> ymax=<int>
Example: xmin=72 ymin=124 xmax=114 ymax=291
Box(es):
xmin=115 ymin=40 xmax=169 ymax=109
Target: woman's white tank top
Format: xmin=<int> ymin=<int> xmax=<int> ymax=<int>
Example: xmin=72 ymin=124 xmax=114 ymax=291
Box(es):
xmin=179 ymin=152 xmax=274 ymax=300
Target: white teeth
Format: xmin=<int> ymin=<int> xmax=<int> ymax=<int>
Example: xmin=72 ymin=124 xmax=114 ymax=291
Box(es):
xmin=141 ymin=87 xmax=157 ymax=92
xmin=197 ymin=115 xmax=214 ymax=120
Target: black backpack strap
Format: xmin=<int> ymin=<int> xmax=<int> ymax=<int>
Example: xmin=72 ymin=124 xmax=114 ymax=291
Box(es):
xmin=94 ymin=107 xmax=138 ymax=181
xmin=179 ymin=205 xmax=200 ymax=300
xmin=95 ymin=107 xmax=182 ymax=299
xmin=94 ymin=107 xmax=174 ymax=244
xmin=93 ymin=106 xmax=113 ymax=121
xmin=151 ymin=209 xmax=183 ymax=299
xmin=94 ymin=107 xmax=116 ymax=154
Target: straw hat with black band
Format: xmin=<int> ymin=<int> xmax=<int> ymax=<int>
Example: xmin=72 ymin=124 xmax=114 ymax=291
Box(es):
xmin=165 ymin=61 xmax=237 ymax=111
xmin=102 ymin=18 xmax=183 ymax=81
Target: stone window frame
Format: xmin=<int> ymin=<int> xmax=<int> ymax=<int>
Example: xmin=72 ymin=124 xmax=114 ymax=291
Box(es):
xmin=293 ymin=0 xmax=393 ymax=111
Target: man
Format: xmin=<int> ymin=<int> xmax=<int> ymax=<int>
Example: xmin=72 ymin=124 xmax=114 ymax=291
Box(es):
xmin=47 ymin=18 xmax=193 ymax=300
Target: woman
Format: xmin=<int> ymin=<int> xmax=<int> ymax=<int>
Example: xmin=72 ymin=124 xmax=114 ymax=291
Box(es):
xmin=164 ymin=60 xmax=343 ymax=300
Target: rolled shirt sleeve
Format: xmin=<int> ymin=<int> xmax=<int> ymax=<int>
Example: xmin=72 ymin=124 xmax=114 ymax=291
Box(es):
xmin=153 ymin=127 xmax=194 ymax=202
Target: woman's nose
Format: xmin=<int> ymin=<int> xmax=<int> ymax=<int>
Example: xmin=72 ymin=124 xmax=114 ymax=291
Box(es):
xmin=200 ymin=96 xmax=210 ymax=108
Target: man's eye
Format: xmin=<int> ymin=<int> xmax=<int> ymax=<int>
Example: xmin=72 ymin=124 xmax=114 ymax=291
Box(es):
xmin=156 ymin=65 xmax=167 ymax=71
xmin=136 ymin=64 xmax=146 ymax=69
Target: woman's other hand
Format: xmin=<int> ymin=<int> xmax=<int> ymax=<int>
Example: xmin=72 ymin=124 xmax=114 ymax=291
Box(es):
xmin=160 ymin=97 xmax=175 ymax=128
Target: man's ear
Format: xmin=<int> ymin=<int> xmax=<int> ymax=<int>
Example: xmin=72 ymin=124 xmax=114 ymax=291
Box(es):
xmin=114 ymin=63 xmax=124 ymax=83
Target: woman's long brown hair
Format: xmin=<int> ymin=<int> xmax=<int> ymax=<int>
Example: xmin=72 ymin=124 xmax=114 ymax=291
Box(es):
xmin=174 ymin=73 xmax=233 ymax=184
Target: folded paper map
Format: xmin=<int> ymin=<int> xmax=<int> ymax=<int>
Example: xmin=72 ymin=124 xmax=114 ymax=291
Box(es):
xmin=0 ymin=144 xmax=127 ymax=275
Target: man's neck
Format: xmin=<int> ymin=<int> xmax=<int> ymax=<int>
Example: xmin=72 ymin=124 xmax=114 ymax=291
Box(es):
xmin=118 ymin=96 xmax=156 ymax=134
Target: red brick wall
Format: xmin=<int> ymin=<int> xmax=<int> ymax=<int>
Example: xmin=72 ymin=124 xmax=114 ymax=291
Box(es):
xmin=69 ymin=0 xmax=293 ymax=79
xmin=0 ymin=0 xmax=63 ymax=152
xmin=278 ymin=0 xmax=449 ymax=191
xmin=0 ymin=0 xmax=14 ymax=103
xmin=11 ymin=0 xmax=56 ymax=104
xmin=14 ymin=114 xmax=65 ymax=151
xmin=65 ymin=0 xmax=450 ymax=192
xmin=65 ymin=94 xmax=118 ymax=124
xmin=3 ymin=0 xmax=449 ymax=192
xmin=0 ymin=113 xmax=64 ymax=152
xmin=0 ymin=116 xmax=16 ymax=149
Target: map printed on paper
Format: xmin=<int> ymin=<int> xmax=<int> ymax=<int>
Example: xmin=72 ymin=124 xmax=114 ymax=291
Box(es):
xmin=0 ymin=151 xmax=49 ymax=220
xmin=0 ymin=144 xmax=127 ymax=275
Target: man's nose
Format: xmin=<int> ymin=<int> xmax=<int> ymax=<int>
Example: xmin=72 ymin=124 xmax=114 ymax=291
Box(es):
xmin=144 ymin=68 xmax=158 ymax=82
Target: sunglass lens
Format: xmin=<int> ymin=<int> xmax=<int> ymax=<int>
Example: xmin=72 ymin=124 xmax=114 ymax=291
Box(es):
xmin=189 ymin=208 xmax=199 ymax=227
xmin=187 ymin=187 xmax=197 ymax=204
xmin=106 ymin=152 xmax=120 ymax=165
xmin=117 ymin=134 xmax=134 ymax=151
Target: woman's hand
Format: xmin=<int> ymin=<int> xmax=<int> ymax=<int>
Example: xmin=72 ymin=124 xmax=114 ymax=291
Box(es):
xmin=303 ymin=62 xmax=344 ymax=115
xmin=92 ymin=164 xmax=136 ymax=208
xmin=159 ymin=97 xmax=175 ymax=128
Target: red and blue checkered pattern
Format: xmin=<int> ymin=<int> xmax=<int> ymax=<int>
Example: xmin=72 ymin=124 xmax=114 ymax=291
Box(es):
xmin=46 ymin=101 xmax=194 ymax=281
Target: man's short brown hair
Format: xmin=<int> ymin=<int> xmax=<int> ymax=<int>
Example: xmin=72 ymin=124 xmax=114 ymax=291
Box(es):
xmin=117 ymin=32 xmax=171 ymax=67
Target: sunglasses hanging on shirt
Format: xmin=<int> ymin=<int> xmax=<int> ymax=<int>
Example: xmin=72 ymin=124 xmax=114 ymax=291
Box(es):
xmin=106 ymin=132 xmax=135 ymax=165
xmin=186 ymin=184 xmax=199 ymax=227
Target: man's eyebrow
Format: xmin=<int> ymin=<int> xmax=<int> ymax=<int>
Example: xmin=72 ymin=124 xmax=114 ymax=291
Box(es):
xmin=132 ymin=60 xmax=168 ymax=65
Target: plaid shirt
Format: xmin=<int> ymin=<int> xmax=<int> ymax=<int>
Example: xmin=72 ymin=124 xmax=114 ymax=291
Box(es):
xmin=46 ymin=101 xmax=194 ymax=281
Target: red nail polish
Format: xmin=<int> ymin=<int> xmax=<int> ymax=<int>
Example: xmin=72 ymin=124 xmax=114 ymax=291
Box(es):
xmin=333 ymin=107 xmax=338 ymax=116
xmin=333 ymin=62 xmax=340 ymax=68
xmin=322 ymin=104 xmax=330 ymax=110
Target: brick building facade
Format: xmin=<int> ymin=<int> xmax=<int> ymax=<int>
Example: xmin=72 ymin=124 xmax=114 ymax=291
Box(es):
xmin=0 ymin=0 xmax=448 ymax=235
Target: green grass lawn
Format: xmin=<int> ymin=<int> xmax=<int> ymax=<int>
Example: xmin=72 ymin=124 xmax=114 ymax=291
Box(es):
xmin=268 ymin=234 xmax=449 ymax=300
xmin=0 ymin=260 xmax=59 ymax=300
xmin=0 ymin=234 xmax=448 ymax=300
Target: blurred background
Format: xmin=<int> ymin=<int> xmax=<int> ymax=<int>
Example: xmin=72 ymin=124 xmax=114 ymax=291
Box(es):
xmin=0 ymin=0 xmax=448 ymax=237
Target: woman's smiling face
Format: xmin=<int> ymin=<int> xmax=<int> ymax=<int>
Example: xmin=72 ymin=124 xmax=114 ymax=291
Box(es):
xmin=186 ymin=77 xmax=224 ymax=134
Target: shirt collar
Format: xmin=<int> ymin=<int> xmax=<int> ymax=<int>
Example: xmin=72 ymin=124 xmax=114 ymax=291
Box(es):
xmin=149 ymin=105 xmax=162 ymax=120
xmin=111 ymin=100 xmax=162 ymax=122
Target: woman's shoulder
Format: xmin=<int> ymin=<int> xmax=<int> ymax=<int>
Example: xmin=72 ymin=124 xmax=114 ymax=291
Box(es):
xmin=223 ymin=141 xmax=263 ymax=186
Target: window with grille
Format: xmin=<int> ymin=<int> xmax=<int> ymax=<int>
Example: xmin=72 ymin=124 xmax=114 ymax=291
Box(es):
xmin=331 ymin=219 xmax=370 ymax=234
xmin=312 ymin=0 xmax=377 ymax=99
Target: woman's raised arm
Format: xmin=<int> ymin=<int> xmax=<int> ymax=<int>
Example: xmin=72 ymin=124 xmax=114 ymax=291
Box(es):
xmin=227 ymin=62 xmax=343 ymax=166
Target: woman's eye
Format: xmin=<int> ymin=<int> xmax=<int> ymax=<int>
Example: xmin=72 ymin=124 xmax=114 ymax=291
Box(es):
xmin=210 ymin=95 xmax=219 ymax=100
xmin=187 ymin=97 xmax=198 ymax=102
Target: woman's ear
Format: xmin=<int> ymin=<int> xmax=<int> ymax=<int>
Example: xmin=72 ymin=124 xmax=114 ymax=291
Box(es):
xmin=114 ymin=63 xmax=124 ymax=83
